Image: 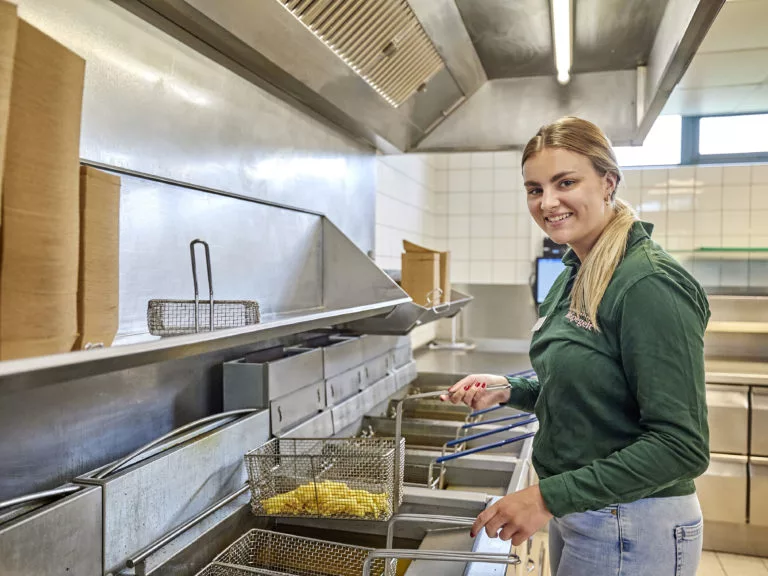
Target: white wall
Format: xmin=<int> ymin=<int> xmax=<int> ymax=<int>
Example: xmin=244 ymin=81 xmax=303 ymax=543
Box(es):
xmin=374 ymin=153 xmax=440 ymax=348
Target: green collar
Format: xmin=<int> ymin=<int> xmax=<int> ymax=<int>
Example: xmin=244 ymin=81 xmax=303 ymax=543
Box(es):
xmin=561 ymin=220 xmax=654 ymax=267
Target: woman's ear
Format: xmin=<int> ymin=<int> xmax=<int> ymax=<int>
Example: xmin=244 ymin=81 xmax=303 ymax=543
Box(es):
xmin=604 ymin=172 xmax=618 ymax=200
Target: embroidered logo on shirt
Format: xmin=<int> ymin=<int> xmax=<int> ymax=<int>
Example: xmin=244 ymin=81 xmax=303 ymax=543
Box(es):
xmin=565 ymin=310 xmax=595 ymax=331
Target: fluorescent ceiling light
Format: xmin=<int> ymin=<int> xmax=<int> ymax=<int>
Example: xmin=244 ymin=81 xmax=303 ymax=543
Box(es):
xmin=551 ymin=0 xmax=572 ymax=85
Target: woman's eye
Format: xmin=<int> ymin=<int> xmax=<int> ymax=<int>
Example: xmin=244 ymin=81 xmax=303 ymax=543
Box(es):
xmin=559 ymin=179 xmax=576 ymax=188
xmin=527 ymin=188 xmax=542 ymax=196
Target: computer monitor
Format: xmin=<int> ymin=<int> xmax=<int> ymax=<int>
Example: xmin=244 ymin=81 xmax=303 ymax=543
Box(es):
xmin=535 ymin=257 xmax=567 ymax=304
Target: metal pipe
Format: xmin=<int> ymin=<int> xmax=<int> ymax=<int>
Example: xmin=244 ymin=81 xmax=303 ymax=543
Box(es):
xmin=0 ymin=485 xmax=80 ymax=512
xmin=126 ymin=483 xmax=250 ymax=568
xmin=462 ymin=412 xmax=532 ymax=430
xmin=94 ymin=409 xmax=255 ymax=479
xmin=436 ymin=432 xmax=537 ymax=464
xmin=446 ymin=417 xmax=538 ymax=448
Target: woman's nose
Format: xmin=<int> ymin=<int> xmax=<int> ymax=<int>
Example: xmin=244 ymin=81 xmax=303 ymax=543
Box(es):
xmin=540 ymin=189 xmax=559 ymax=211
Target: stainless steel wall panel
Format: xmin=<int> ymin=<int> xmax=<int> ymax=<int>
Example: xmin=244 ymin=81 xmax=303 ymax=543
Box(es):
xmin=705 ymin=384 xmax=749 ymax=454
xmin=417 ymin=72 xmax=637 ymax=150
xmin=325 ymin=365 xmax=365 ymax=407
xmin=320 ymin=336 xmax=364 ymax=379
xmin=695 ymin=454 xmax=748 ymax=524
xmin=0 ymin=485 xmax=102 ymax=576
xmin=280 ymin=410 xmax=334 ymax=439
xmin=360 ymin=335 xmax=398 ymax=361
xmin=223 ymin=346 xmax=324 ymax=410
xmin=364 ymin=352 xmax=391 ymax=387
xmin=749 ymin=457 xmax=768 ymax=528
xmin=392 ymin=345 xmax=414 ymax=369
xmin=751 ymin=388 xmax=768 ymax=457
xmin=13 ymin=0 xmax=375 ymax=251
xmin=270 ymin=381 xmax=326 ymax=434
xmin=117 ymin=173 xmax=323 ymax=339
xmin=78 ymin=410 xmax=269 ymax=575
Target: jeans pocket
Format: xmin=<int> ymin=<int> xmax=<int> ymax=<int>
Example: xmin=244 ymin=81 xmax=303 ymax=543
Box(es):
xmin=675 ymin=517 xmax=703 ymax=576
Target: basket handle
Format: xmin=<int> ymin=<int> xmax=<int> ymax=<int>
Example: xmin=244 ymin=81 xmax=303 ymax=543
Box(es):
xmin=190 ymin=239 xmax=214 ymax=333
xmin=0 ymin=486 xmax=81 ymax=513
xmin=93 ymin=409 xmax=256 ymax=480
xmin=385 ymin=513 xmax=475 ymax=549
xmin=365 ymin=549 xmax=519 ymax=576
xmin=445 ymin=417 xmax=537 ymax=448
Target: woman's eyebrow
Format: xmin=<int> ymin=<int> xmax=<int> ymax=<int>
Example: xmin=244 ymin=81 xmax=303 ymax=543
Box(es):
xmin=524 ymin=170 xmax=577 ymax=187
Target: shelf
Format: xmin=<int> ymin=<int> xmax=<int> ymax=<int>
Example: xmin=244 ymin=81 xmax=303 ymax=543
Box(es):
xmin=0 ymin=219 xmax=411 ymax=389
xmin=707 ymin=321 xmax=768 ymax=334
xmin=339 ymin=289 xmax=474 ymax=335
xmin=669 ymin=247 xmax=768 ymax=260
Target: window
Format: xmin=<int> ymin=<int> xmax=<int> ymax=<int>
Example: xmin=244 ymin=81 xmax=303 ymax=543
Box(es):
xmin=699 ymin=114 xmax=768 ymax=155
xmin=614 ymin=115 xmax=682 ymax=167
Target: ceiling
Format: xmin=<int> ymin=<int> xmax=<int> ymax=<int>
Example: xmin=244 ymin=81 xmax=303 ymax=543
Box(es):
xmin=454 ymin=0 xmax=669 ymax=78
xmin=664 ymin=0 xmax=768 ymax=116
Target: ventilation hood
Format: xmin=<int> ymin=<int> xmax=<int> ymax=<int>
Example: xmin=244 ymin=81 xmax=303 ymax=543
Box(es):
xmin=115 ymin=0 xmax=724 ymax=152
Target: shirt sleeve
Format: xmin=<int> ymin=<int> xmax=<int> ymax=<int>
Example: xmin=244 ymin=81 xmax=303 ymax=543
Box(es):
xmin=538 ymin=273 xmax=710 ymax=517
xmin=505 ymin=376 xmax=541 ymax=413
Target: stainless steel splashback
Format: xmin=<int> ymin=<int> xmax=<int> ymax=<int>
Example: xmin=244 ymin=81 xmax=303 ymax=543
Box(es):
xmin=13 ymin=0 xmax=376 ymax=252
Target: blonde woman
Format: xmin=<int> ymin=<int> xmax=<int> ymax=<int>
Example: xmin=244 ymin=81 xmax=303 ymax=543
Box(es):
xmin=442 ymin=117 xmax=710 ymax=576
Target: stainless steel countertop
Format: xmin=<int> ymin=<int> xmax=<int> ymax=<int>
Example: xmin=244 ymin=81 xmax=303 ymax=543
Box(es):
xmin=414 ymin=349 xmax=768 ymax=387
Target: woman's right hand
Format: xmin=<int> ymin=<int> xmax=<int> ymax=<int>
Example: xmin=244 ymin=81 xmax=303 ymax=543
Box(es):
xmin=440 ymin=374 xmax=511 ymax=410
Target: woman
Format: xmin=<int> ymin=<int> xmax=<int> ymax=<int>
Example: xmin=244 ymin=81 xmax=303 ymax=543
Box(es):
xmin=442 ymin=117 xmax=710 ymax=576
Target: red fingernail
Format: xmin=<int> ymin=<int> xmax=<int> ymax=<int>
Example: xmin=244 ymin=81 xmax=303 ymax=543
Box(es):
xmin=475 ymin=382 xmax=481 ymax=388
xmin=464 ymin=385 xmax=471 ymax=390
xmin=470 ymin=531 xmax=476 ymax=538
xmin=482 ymin=383 xmax=486 ymax=388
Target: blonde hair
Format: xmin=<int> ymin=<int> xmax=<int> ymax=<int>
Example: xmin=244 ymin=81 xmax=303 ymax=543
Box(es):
xmin=522 ymin=116 xmax=637 ymax=330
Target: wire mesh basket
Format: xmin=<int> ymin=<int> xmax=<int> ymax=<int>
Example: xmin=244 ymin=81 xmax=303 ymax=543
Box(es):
xmin=195 ymin=529 xmax=394 ymax=576
xmin=147 ymin=239 xmax=260 ymax=336
xmin=245 ymin=437 xmax=404 ymax=521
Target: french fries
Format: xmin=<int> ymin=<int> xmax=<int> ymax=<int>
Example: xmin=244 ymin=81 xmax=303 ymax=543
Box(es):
xmin=261 ymin=480 xmax=390 ymax=518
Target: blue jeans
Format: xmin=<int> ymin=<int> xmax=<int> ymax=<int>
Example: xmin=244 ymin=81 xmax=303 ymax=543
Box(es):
xmin=548 ymin=494 xmax=703 ymax=576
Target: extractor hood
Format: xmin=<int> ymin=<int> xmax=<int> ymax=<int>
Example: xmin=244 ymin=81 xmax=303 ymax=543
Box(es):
xmin=114 ymin=0 xmax=724 ymax=151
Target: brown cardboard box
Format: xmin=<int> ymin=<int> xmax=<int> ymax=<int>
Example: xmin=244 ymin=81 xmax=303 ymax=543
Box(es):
xmin=0 ymin=1 xmax=18 ymax=216
xmin=401 ymin=252 xmax=440 ymax=307
xmin=74 ymin=167 xmax=121 ymax=350
xmin=0 ymin=19 xmax=85 ymax=360
xmin=403 ymin=240 xmax=451 ymax=305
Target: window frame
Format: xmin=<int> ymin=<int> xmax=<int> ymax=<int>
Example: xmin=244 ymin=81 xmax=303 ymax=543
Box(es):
xmin=681 ymin=113 xmax=768 ymax=166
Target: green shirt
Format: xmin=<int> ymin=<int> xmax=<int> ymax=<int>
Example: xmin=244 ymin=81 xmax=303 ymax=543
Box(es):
xmin=507 ymin=221 xmax=710 ymax=517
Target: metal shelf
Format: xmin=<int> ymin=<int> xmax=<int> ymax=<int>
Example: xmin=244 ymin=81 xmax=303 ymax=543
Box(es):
xmin=339 ymin=289 xmax=473 ymax=335
xmin=0 ymin=219 xmax=410 ymax=389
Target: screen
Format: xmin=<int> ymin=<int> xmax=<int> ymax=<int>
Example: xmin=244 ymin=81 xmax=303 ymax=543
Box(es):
xmin=536 ymin=258 xmax=566 ymax=304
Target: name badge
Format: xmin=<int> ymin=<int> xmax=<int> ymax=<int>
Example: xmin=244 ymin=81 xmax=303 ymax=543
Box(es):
xmin=531 ymin=316 xmax=546 ymax=332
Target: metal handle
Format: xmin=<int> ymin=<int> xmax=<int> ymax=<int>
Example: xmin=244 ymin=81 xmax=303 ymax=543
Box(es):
xmin=126 ymin=483 xmax=249 ymax=569
xmin=391 ymin=385 xmax=511 ymax=514
xmin=189 ymin=239 xmax=214 ymax=333
xmin=436 ymin=431 xmax=536 ymax=464
xmin=462 ymin=412 xmax=532 ymax=430
xmin=385 ymin=513 xmax=474 ymax=549
xmin=0 ymin=486 xmax=80 ymax=513
xmin=365 ymin=366 xmax=370 ymax=380
xmin=365 ymin=550 xmax=519 ymax=576
xmin=357 ymin=371 xmax=363 ymax=385
xmin=446 ymin=417 xmax=538 ymax=447
xmin=94 ymin=409 xmax=255 ymax=479
xmin=330 ymin=385 xmax=335 ymax=398
xmin=316 ymin=388 xmax=322 ymax=403
xmin=277 ymin=406 xmax=283 ymax=421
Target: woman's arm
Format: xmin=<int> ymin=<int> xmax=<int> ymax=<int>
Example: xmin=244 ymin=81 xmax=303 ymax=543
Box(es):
xmin=538 ymin=273 xmax=710 ymax=517
xmin=505 ymin=375 xmax=541 ymax=413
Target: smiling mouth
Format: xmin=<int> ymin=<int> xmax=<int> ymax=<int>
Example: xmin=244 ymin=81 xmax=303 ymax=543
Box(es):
xmin=545 ymin=213 xmax=573 ymax=223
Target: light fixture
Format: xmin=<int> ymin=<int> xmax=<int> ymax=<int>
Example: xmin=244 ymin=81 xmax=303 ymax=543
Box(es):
xmin=551 ymin=0 xmax=572 ymax=85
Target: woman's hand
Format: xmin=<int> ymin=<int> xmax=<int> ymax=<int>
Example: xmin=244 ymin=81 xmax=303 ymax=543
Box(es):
xmin=440 ymin=374 xmax=510 ymax=410
xmin=471 ymin=485 xmax=553 ymax=545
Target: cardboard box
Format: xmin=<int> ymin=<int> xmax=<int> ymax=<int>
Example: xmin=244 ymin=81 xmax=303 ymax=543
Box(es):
xmin=403 ymin=240 xmax=451 ymax=305
xmin=74 ymin=166 xmax=121 ymax=350
xmin=0 ymin=1 xmax=17 ymax=218
xmin=0 ymin=18 xmax=85 ymax=360
xmin=401 ymin=252 xmax=440 ymax=307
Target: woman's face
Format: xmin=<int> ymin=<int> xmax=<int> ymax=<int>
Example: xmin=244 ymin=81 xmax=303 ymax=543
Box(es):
xmin=523 ymin=147 xmax=616 ymax=257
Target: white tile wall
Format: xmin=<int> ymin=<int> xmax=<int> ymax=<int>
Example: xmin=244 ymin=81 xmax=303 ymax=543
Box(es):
xmin=434 ymin=151 xmax=535 ymax=285
xmin=376 ymin=151 xmax=768 ymax=294
xmin=622 ymin=163 xmax=768 ymax=289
